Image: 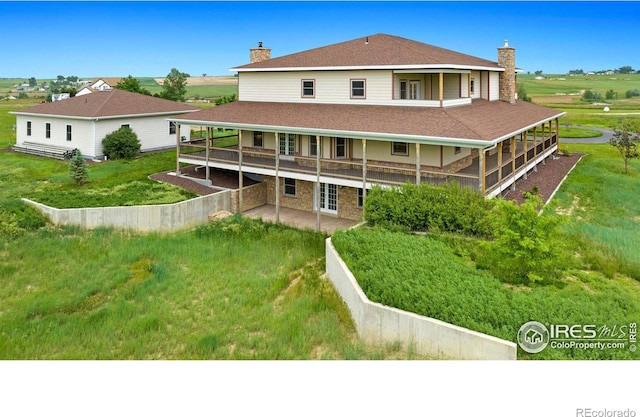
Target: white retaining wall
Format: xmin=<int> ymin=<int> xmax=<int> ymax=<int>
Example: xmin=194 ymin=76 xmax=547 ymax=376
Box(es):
xmin=325 ymin=238 xmax=517 ymax=360
xmin=22 ymin=191 xmax=231 ymax=233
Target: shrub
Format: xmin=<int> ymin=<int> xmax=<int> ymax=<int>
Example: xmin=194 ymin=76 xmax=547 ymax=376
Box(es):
xmin=625 ymin=89 xmax=640 ymax=98
xmin=475 ymin=195 xmax=571 ymax=285
xmin=102 ymin=126 xmax=141 ymax=159
xmin=364 ymin=182 xmax=497 ymax=238
xmin=582 ymin=90 xmax=603 ymax=101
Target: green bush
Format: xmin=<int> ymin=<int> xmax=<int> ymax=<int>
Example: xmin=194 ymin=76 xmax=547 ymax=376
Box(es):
xmin=364 ymin=182 xmax=497 ymax=237
xmin=102 ymin=126 xmax=141 ymax=159
xmin=0 ymin=201 xmax=47 ymax=238
xmin=475 ymin=195 xmax=572 ymax=285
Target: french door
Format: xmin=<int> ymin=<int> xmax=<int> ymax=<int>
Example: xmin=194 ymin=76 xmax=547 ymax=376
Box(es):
xmin=315 ymin=182 xmax=337 ymax=215
xmin=279 ymin=133 xmax=295 ymax=160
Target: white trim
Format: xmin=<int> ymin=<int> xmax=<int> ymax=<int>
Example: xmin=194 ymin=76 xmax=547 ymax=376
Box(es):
xmin=10 ymin=110 xmax=198 ymax=121
xmin=232 ymin=64 xmax=504 ymax=73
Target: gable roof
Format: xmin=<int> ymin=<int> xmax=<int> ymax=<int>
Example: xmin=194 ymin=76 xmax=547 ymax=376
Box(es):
xmin=233 ymin=34 xmax=502 ymax=72
xmin=12 ymin=89 xmax=199 ymax=120
xmin=170 ymin=100 xmax=564 ymax=147
xmin=91 ymin=77 xmax=123 ymax=87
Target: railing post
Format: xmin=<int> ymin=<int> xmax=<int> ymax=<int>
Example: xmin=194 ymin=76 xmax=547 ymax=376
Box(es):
xmin=205 ymin=126 xmax=210 ymax=183
xmin=275 ymin=132 xmax=280 ymax=225
xmin=238 ymin=129 xmax=243 ymax=214
xmin=362 ymin=139 xmax=367 ymax=214
xmin=316 ymin=137 xmax=321 ymax=232
xmin=175 ymin=123 xmax=181 ymax=175
xmin=511 ymin=136 xmax=516 ymax=191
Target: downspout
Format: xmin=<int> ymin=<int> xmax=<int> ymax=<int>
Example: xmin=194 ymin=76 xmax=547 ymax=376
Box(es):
xmin=480 ymin=142 xmax=499 ymax=195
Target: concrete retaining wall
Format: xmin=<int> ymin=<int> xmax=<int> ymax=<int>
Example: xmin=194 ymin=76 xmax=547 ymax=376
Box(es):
xmin=325 ymin=238 xmax=517 ymax=360
xmin=22 ymin=191 xmax=231 ymax=233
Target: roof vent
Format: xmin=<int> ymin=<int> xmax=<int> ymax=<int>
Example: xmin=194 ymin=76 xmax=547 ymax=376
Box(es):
xmin=365 ymin=36 xmax=369 ymax=45
xmin=503 ymin=39 xmax=509 ymax=47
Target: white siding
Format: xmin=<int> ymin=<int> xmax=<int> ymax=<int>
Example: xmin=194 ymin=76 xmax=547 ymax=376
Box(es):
xmin=239 ymin=70 xmax=394 ymax=105
xmin=96 ymin=116 xmax=189 ymax=157
xmin=15 ymin=114 xmax=190 ymax=159
xmin=480 ymin=71 xmax=489 ymax=100
xmin=15 ymin=115 xmax=95 ymax=157
xmin=489 ymin=71 xmax=500 ymax=101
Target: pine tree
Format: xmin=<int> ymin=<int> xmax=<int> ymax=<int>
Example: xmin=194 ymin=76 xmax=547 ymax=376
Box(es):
xmin=69 ymin=150 xmax=89 ymax=186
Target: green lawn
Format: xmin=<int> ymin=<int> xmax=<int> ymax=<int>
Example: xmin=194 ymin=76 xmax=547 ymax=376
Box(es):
xmin=333 ymin=143 xmax=640 ymax=359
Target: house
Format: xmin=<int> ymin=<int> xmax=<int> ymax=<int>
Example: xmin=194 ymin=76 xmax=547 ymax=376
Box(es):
xmin=169 ymin=34 xmax=564 ymax=225
xmin=76 ymin=77 xmax=123 ymax=96
xmin=12 ymin=89 xmax=198 ymax=159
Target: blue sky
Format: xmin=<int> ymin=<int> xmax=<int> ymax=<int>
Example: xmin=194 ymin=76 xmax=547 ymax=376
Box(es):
xmin=1 ymin=1 xmax=639 ymax=78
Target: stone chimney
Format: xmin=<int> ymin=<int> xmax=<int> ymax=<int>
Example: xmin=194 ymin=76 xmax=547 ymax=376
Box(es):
xmin=250 ymin=41 xmax=271 ymax=64
xmin=498 ymin=39 xmax=516 ymax=104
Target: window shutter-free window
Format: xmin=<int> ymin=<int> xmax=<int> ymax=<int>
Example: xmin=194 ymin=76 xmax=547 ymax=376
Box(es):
xmin=66 ymin=125 xmax=72 ymax=141
xmin=26 ymin=121 xmax=31 ymax=136
xmin=302 ymin=80 xmax=315 ymax=97
xmin=351 ymin=80 xmax=365 ymax=98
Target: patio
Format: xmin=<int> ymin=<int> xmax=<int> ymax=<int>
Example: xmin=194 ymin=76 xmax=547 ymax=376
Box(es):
xmin=243 ymin=205 xmax=360 ymax=234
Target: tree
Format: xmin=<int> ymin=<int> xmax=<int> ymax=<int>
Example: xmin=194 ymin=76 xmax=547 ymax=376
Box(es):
xmin=102 ymin=126 xmax=141 ymax=159
xmin=159 ymin=68 xmax=188 ymax=101
xmin=609 ymin=120 xmax=640 ymax=174
xmin=617 ymin=66 xmax=635 ymax=74
xmin=605 ymin=89 xmax=617 ymax=100
xmin=517 ymin=84 xmax=531 ymax=102
xmin=28 ymin=77 xmax=37 ymax=87
xmin=68 ymin=150 xmax=89 ymax=186
xmin=115 ymin=75 xmax=151 ymax=95
xmin=534 ymin=70 xmax=543 ymax=76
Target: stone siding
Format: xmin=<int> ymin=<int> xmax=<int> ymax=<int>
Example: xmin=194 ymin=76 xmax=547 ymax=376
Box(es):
xmin=231 ymin=182 xmax=267 ymax=213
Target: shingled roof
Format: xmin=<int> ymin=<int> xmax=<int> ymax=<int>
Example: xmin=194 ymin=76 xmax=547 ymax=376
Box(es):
xmin=171 ymin=100 xmax=564 ymax=147
xmin=13 ymin=89 xmax=199 ymax=119
xmin=233 ymin=33 xmax=502 ymax=71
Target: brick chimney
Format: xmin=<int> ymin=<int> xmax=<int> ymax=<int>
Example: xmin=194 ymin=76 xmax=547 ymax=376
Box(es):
xmin=498 ymin=39 xmax=516 ymax=104
xmin=250 ymin=41 xmax=271 ymax=64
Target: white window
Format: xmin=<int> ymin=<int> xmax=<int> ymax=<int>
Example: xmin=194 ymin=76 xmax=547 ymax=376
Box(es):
xmin=302 ymin=80 xmax=315 ymax=98
xmin=454 ymin=146 xmax=461 ymax=155
xmin=351 ymin=79 xmax=365 ymax=99
xmin=400 ymin=80 xmax=407 ymax=99
xmin=470 ymin=78 xmax=475 ymax=94
xmin=169 ymin=122 xmax=176 ymax=135
xmin=66 ymin=125 xmax=72 ymax=142
xmin=284 ymin=178 xmax=296 ymax=197
xmin=26 ymin=121 xmax=31 ymax=136
xmin=392 ymin=142 xmax=408 ymax=156
xmin=45 ymin=123 xmax=50 ymax=139
xmin=279 ymin=133 xmax=296 ymax=156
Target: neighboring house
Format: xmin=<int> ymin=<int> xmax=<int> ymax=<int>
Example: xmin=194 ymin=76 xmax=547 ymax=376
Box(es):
xmin=51 ymin=93 xmax=71 ymax=102
xmin=12 ymin=89 xmax=198 ymax=159
xmin=77 ymin=77 xmax=123 ymax=96
xmin=169 ymin=34 xmax=565 ymax=223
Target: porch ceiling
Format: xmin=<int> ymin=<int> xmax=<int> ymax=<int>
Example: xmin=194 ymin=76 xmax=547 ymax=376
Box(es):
xmin=170 ymin=100 xmax=564 ymax=148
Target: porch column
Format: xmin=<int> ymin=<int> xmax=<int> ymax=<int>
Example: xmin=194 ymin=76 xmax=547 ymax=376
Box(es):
xmin=511 ymin=136 xmax=516 ymax=191
xmin=533 ymin=126 xmax=538 ymax=172
xmin=175 ymin=123 xmax=181 ymax=175
xmin=522 ymin=132 xmax=528 ymax=179
xmin=238 ymin=130 xmax=243 ymax=214
xmin=415 ymin=143 xmax=421 ymax=185
xmin=479 ymin=149 xmax=486 ymax=194
xmin=275 ymin=133 xmax=280 ymax=224
xmin=362 ymin=139 xmax=367 ymax=210
xmin=497 ymin=141 xmax=503 ymax=183
xmin=316 ymin=136 xmax=321 ymax=232
xmin=439 ymin=72 xmax=444 ymax=107
xmin=205 ymin=127 xmax=210 ymax=183
xmin=556 ymin=118 xmax=560 ymax=148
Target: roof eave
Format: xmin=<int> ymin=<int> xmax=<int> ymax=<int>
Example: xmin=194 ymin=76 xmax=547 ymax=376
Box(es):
xmin=167 ymin=117 xmax=493 ymax=148
xmin=232 ymin=64 xmax=504 ymax=73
